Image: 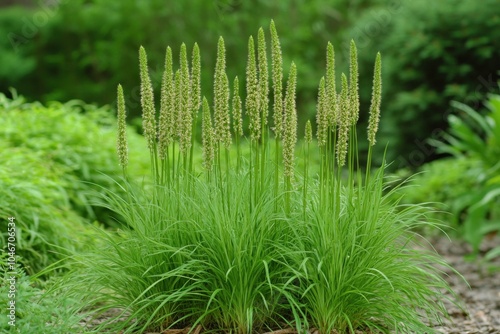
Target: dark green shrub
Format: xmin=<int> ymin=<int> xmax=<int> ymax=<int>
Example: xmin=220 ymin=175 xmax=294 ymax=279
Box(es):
xmin=431 ymin=94 xmax=500 ymax=256
xmin=346 ymin=0 xmax=500 ymax=167
xmin=1 ymin=0 xmax=380 ymax=130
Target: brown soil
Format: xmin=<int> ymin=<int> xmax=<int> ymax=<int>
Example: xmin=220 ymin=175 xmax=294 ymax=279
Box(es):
xmin=427 ymin=236 xmax=500 ymax=334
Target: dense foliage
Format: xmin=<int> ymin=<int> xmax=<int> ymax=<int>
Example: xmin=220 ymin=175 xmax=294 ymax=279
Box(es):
xmin=348 ymin=0 xmax=500 ymax=166
xmin=0 ymin=92 xmax=148 ymax=273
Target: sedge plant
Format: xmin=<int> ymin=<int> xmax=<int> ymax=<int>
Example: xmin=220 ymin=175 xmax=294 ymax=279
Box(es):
xmin=53 ymin=21 xmax=461 ymax=333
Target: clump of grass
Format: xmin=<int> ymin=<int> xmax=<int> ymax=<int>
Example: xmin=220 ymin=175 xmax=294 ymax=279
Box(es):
xmin=54 ymin=21 xmax=461 ymax=333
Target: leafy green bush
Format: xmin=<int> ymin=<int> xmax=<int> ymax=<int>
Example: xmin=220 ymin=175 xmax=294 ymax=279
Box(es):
xmin=0 ymin=253 xmax=85 ymax=333
xmin=0 ymin=92 xmax=149 ymax=273
xmin=395 ymin=157 xmax=480 ymax=229
xmin=55 ymin=23 xmax=459 ymax=333
xmin=347 ymin=0 xmax=500 ymax=166
xmin=431 ymin=94 xmax=500 ymax=256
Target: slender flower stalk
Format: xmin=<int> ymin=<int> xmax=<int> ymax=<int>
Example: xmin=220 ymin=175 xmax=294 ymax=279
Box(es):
xmin=214 ymin=37 xmax=231 ymax=148
xmin=139 ymin=46 xmax=157 ymax=152
xmin=368 ymin=53 xmax=382 ymax=146
xmin=270 ymin=20 xmax=283 ymax=138
xmin=336 ymin=73 xmax=350 ymax=167
xmin=316 ymin=76 xmax=328 ymax=147
xmin=174 ymin=69 xmax=181 ymax=140
xmin=159 ymin=46 xmax=174 ymax=160
xmin=246 ymin=35 xmax=260 ymax=141
xmin=232 ymin=76 xmax=243 ymax=137
xmin=258 ymin=27 xmax=269 ymax=128
xmin=326 ymin=42 xmax=337 ymax=128
xmin=202 ymin=97 xmax=214 ymax=171
xmin=191 ymin=43 xmax=201 ymax=115
xmin=179 ymin=43 xmax=192 ymax=155
xmin=349 ymin=40 xmax=359 ymax=125
xmin=116 ymin=84 xmax=128 ymax=170
xmin=283 ymin=62 xmax=297 ymax=179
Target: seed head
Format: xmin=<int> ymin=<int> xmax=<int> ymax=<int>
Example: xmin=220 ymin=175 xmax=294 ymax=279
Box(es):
xmin=232 ymin=76 xmax=243 ymax=137
xmin=326 ymin=42 xmax=337 ymax=128
xmin=316 ymin=76 xmax=328 ymax=147
xmin=191 ymin=43 xmax=201 ymax=114
xmin=214 ymin=37 xmax=231 ymax=148
xmin=139 ymin=46 xmax=157 ymax=151
xmin=283 ymin=62 xmax=297 ymax=178
xmin=258 ymin=27 xmax=269 ymax=128
xmin=202 ymin=97 xmax=214 ymax=170
xmin=179 ymin=43 xmax=192 ymax=155
xmin=270 ymin=20 xmax=283 ymax=138
xmin=117 ymin=84 xmax=128 ymax=168
xmin=305 ymin=120 xmax=312 ymax=144
xmin=246 ymin=35 xmax=261 ymax=141
xmin=158 ymin=46 xmax=174 ymax=159
xmin=349 ymin=40 xmax=359 ymax=125
xmin=336 ymin=73 xmax=350 ymax=166
xmin=368 ymin=52 xmax=382 ymax=146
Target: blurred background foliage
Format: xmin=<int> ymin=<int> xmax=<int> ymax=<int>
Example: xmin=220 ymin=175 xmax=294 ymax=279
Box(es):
xmin=1 ymin=0 xmax=498 ymax=167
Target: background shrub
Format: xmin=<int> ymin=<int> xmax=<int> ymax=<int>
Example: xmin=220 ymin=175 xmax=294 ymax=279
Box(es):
xmin=1 ymin=0 xmax=380 ymax=131
xmin=347 ymin=0 xmax=500 ymax=167
xmin=0 ymin=93 xmax=149 ymax=273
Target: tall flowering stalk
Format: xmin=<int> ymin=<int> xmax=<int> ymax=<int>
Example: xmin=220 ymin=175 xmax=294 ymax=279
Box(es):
xmin=257 ymin=27 xmax=269 ymax=132
xmin=246 ymin=36 xmax=260 ymax=142
xmin=349 ymin=40 xmax=359 ymax=125
xmin=179 ymin=44 xmax=192 ymax=157
xmin=336 ymin=74 xmax=350 ymax=167
xmin=232 ymin=76 xmax=243 ymax=170
xmin=116 ymin=84 xmax=128 ymax=172
xmin=214 ymin=37 xmax=231 ymax=150
xmin=139 ymin=46 xmax=157 ymax=153
xmin=159 ymin=47 xmax=174 ymax=163
xmin=202 ymin=97 xmax=214 ymax=173
xmin=283 ymin=62 xmax=297 ymax=184
xmin=325 ymin=42 xmax=337 ymax=128
xmin=270 ymin=20 xmax=283 ymax=200
xmin=368 ymin=53 xmax=382 ymax=147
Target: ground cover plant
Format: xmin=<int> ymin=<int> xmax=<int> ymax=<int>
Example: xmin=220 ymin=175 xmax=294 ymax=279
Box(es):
xmin=430 ymin=93 xmax=500 ymax=259
xmin=54 ymin=21 xmax=460 ymax=333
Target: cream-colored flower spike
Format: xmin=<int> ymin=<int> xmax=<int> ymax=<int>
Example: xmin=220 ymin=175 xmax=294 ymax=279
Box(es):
xmin=283 ymin=62 xmax=297 ymax=178
xmin=159 ymin=46 xmax=174 ymax=160
xmin=214 ymin=37 xmax=231 ymax=148
xmin=246 ymin=35 xmax=260 ymax=141
xmin=326 ymin=42 xmax=337 ymax=128
xmin=139 ymin=46 xmax=157 ymax=151
xmin=305 ymin=120 xmax=312 ymax=144
xmin=258 ymin=27 xmax=269 ymax=128
xmin=232 ymin=76 xmax=243 ymax=137
xmin=368 ymin=53 xmax=382 ymax=146
xmin=202 ymin=97 xmax=214 ymax=171
xmin=270 ymin=20 xmax=283 ymax=138
xmin=336 ymin=73 xmax=350 ymax=166
xmin=316 ymin=76 xmax=328 ymax=147
xmin=349 ymin=40 xmax=359 ymax=125
xmin=179 ymin=43 xmax=192 ymax=155
xmin=116 ymin=84 xmax=128 ymax=169
xmin=191 ymin=43 xmax=201 ymax=115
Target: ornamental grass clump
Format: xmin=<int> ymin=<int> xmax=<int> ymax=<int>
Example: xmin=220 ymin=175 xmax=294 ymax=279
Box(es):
xmin=55 ymin=21 xmax=461 ymax=334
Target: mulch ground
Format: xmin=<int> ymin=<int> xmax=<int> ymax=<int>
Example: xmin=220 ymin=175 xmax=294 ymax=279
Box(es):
xmin=427 ymin=236 xmax=500 ymax=334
